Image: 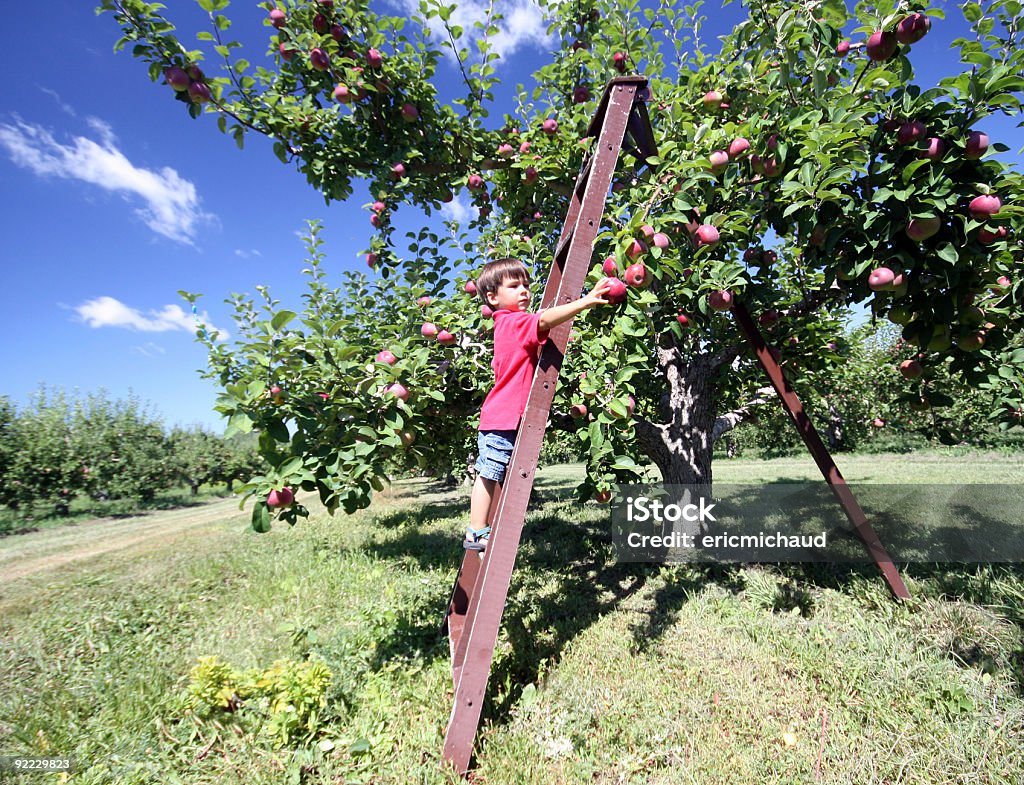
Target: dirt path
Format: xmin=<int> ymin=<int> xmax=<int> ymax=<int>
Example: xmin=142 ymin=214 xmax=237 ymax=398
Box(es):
xmin=0 ymin=496 xmax=248 ymax=583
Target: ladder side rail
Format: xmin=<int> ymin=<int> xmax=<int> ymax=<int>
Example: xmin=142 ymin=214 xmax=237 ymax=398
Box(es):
xmin=731 ymin=300 xmax=911 ymax=600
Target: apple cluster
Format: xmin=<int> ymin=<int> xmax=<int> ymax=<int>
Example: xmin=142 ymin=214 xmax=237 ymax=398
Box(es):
xmin=163 ymin=64 xmax=212 ymax=105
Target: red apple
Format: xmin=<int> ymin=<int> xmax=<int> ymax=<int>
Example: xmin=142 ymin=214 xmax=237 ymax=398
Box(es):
xmin=965 ymin=130 xmax=989 ymax=160
xmin=267 ymin=487 xmax=294 ymax=508
xmin=594 ymin=489 xmax=612 ymax=503
xmin=385 ymin=383 xmax=409 ymax=401
xmin=164 ymin=66 xmax=190 ymax=92
xmin=602 ymin=256 xmax=618 ymax=276
xmin=759 ymin=310 xmax=779 ymax=326
xmin=897 ymin=120 xmax=926 ymax=145
xmin=957 ymin=331 xmax=986 ymax=351
xmin=366 ymin=48 xmax=383 ymax=69
xmin=978 ymin=225 xmax=1009 ymax=244
xmin=334 ymin=83 xmax=352 ymax=103
xmin=899 ymin=359 xmax=923 ymax=379
xmin=866 ymin=31 xmax=898 ymax=61
xmin=497 ymin=143 xmax=514 ymax=156
xmin=330 ymin=24 xmax=346 ymax=42
xmin=906 ymin=215 xmax=941 ymax=242
xmin=709 ymin=149 xmax=729 ymax=174
xmin=613 ymin=52 xmax=627 ymax=72
xmin=836 ymin=40 xmax=851 ymax=56
xmin=421 ymin=322 xmax=438 ymax=338
xmin=868 ymin=266 xmax=896 ymax=291
xmin=519 ymin=141 xmax=531 ymax=154
xmin=278 ymin=43 xmax=293 ymax=61
xmin=187 ymin=82 xmax=211 ymax=103
xmin=626 ymin=239 xmax=647 ymax=258
xmin=437 ymin=330 xmax=457 ymax=345
xmin=605 ymin=278 xmax=628 ymax=305
xmin=570 ymin=403 xmax=588 ymax=419
xmin=467 ymin=174 xmax=484 ymax=190
xmin=652 ymin=232 xmax=670 ymax=250
xmin=309 ymin=48 xmax=330 ymax=71
xmin=391 ymin=162 xmax=406 ymax=179
xmin=542 ymin=118 xmax=559 ymax=134
xmin=624 ymin=262 xmax=650 ymax=288
xmin=269 ymin=8 xmax=287 ymax=28
xmin=919 ymin=137 xmax=946 ymax=161
xmin=401 ymin=103 xmax=419 ymax=122
xmin=743 ymin=247 xmax=760 ymax=263
xmin=708 ymin=290 xmax=733 ymax=311
xmin=677 ymin=313 xmax=690 ymax=327
xmin=366 ymin=252 xmax=378 ymax=268
xmin=969 ymin=194 xmax=1002 ymax=220
xmin=524 ymin=166 xmax=538 ymax=184
xmin=896 ymin=13 xmax=931 ymax=45
xmin=761 ymin=250 xmax=778 ymax=264
xmin=399 ymin=431 xmax=416 ymax=448
xmin=370 ymin=214 xmax=381 ymax=228
xmin=695 ymin=224 xmax=720 ymax=248
xmin=639 ymin=224 xmax=656 ymax=240
xmin=313 ymin=13 xmax=329 ymax=33
xmin=727 ymin=137 xmax=750 ymax=157
xmin=703 ymin=90 xmax=723 ymax=110
xmin=417 ymin=296 xmax=431 ymax=307
xmin=372 ymin=201 xmax=386 ymax=214
xmin=464 ymin=280 xmax=478 ymax=295
xmin=481 ymin=305 xmax=494 ymax=318
xmin=627 ymin=395 xmax=636 ymax=417
xmin=573 ymin=86 xmax=590 ymax=103
xmin=376 ymin=350 xmax=397 ymax=364
xmin=186 ymin=65 xmax=205 ymax=81
xmin=872 ymin=418 xmax=886 ymax=428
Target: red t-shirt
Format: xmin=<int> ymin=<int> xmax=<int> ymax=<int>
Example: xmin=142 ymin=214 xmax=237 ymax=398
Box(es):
xmin=478 ymin=310 xmax=549 ymax=431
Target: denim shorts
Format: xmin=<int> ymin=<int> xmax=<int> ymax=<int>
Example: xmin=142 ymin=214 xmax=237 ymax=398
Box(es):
xmin=475 ymin=429 xmax=517 ymax=482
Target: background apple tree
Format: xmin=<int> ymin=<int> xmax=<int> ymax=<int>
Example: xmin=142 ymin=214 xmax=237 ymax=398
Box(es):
xmin=101 ymin=0 xmax=1024 ymax=527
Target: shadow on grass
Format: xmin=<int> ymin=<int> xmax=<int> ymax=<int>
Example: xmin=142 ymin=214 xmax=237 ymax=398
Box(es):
xmin=355 ymin=479 xmax=1024 ymax=733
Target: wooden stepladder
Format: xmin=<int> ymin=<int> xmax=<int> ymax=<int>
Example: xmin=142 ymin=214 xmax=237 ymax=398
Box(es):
xmin=440 ymin=76 xmax=658 ymax=776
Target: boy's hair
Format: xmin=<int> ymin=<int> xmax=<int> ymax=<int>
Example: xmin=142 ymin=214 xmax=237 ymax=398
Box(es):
xmin=476 ymin=258 xmax=530 ymax=304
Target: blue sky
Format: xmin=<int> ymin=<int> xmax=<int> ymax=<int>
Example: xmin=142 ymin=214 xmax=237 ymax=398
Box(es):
xmin=1 ymin=1 xmax=1019 ymax=432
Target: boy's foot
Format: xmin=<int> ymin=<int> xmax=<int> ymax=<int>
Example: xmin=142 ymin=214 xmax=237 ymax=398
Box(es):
xmin=464 ymin=526 xmax=491 ymax=559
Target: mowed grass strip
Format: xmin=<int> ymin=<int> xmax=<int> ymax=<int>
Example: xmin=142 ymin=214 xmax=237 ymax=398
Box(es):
xmin=0 ymin=453 xmax=1021 ymax=783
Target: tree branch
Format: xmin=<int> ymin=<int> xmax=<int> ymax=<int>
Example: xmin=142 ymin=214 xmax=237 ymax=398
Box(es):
xmin=711 ymin=386 xmax=777 ymax=442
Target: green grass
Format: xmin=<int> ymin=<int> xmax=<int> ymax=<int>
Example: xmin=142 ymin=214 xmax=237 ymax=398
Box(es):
xmin=1 ymin=452 xmax=1023 ymax=783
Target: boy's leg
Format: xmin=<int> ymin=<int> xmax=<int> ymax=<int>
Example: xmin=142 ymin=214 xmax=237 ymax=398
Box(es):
xmin=470 ymin=474 xmax=498 ymax=532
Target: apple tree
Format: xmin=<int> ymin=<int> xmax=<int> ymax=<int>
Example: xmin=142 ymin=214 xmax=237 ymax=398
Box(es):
xmin=101 ymin=0 xmax=1024 ymax=524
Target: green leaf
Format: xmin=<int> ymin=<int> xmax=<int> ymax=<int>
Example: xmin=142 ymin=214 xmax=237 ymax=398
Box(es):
xmin=251 ymin=502 xmax=271 ymax=533
xmin=271 ymin=310 xmax=297 ymax=331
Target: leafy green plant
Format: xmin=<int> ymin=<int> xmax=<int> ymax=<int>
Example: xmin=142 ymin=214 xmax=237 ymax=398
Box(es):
xmin=184 ymin=654 xmax=335 ymax=747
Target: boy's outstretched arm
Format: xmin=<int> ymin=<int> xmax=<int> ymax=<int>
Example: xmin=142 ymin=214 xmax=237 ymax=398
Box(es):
xmin=537 ymin=278 xmax=614 ymax=333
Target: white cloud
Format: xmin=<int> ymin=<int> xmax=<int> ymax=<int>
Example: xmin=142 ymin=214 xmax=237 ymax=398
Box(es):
xmin=74 ymin=296 xmax=229 ymax=340
xmin=39 ymin=87 xmax=76 ymax=117
xmin=234 ymin=248 xmax=263 ymax=258
xmin=390 ymin=0 xmax=554 ymax=61
xmin=132 ymin=342 xmax=167 ymax=357
xmin=440 ymin=194 xmax=471 ymax=224
xmin=0 ymin=115 xmax=212 ymax=244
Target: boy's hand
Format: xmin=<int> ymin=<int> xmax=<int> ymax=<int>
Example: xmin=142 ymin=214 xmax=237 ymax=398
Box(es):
xmin=582 ymin=277 xmax=614 ymax=308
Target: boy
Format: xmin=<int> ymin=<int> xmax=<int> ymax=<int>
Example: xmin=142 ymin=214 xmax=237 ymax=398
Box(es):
xmin=464 ymin=258 xmax=613 ymax=554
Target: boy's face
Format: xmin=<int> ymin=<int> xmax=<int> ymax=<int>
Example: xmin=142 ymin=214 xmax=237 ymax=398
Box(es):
xmin=486 ymin=275 xmax=531 ymax=312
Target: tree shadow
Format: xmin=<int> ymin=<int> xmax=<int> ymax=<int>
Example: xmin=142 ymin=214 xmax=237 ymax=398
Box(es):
xmin=350 ymin=479 xmax=1024 ymax=731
